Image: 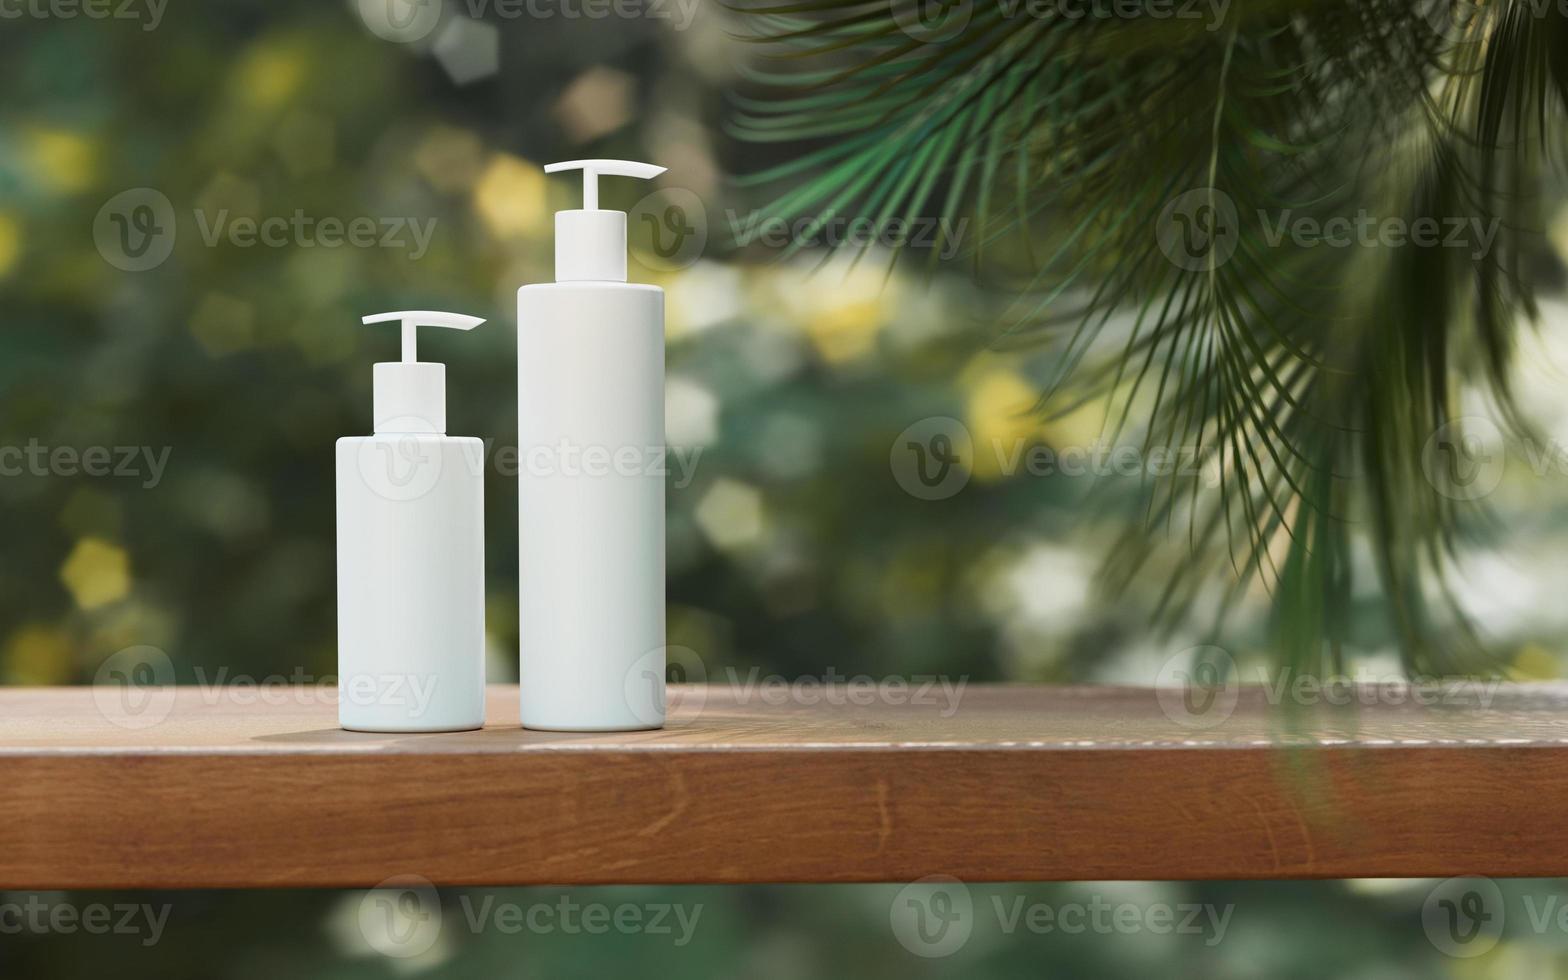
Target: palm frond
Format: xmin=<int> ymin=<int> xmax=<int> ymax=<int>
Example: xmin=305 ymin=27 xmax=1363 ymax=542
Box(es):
xmin=727 ymin=0 xmax=1568 ymax=673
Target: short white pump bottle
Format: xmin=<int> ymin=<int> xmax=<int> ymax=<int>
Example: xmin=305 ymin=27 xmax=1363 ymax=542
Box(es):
xmin=337 ymin=310 xmax=488 ymax=733
xmin=518 ymin=159 xmax=667 ymax=731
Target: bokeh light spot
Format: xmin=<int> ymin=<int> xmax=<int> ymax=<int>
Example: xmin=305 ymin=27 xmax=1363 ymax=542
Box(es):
xmin=60 ymin=538 xmax=131 ymax=611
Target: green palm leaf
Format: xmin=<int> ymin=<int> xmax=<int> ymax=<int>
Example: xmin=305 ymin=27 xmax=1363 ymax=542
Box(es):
xmin=728 ymin=0 xmax=1568 ymax=675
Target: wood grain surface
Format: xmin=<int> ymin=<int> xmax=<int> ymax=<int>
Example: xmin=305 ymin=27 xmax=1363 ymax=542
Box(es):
xmin=2 ymin=683 xmax=1565 ymax=888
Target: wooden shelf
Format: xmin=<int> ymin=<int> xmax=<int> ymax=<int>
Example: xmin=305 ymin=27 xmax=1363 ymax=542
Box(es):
xmin=3 ymin=683 xmax=1566 ymax=888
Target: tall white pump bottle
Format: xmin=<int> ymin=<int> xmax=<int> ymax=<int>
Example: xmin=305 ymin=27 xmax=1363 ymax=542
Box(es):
xmin=337 ymin=310 xmax=487 ymax=733
xmin=518 ymin=159 xmax=667 ymax=731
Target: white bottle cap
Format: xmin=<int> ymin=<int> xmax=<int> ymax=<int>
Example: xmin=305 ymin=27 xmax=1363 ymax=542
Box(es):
xmin=544 ymin=159 xmax=666 ymax=282
xmin=361 ymin=310 xmax=485 ymax=434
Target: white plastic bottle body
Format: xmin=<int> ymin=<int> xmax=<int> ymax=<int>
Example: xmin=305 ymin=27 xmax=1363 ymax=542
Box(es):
xmin=517 ymin=282 xmax=666 ymax=731
xmin=336 ymin=434 xmax=486 ymax=732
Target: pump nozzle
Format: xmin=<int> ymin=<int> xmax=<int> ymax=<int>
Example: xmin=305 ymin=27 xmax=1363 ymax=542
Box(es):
xmin=362 ymin=310 xmax=485 ymax=362
xmin=545 ymin=159 xmax=666 ymax=210
xmin=361 ymin=310 xmax=485 ymax=434
xmin=543 ymin=159 xmax=666 ymax=282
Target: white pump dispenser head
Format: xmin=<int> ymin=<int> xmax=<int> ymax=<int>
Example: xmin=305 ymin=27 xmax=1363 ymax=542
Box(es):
xmin=544 ymin=159 xmax=666 ymax=282
xmin=362 ymin=310 xmax=485 ymax=434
